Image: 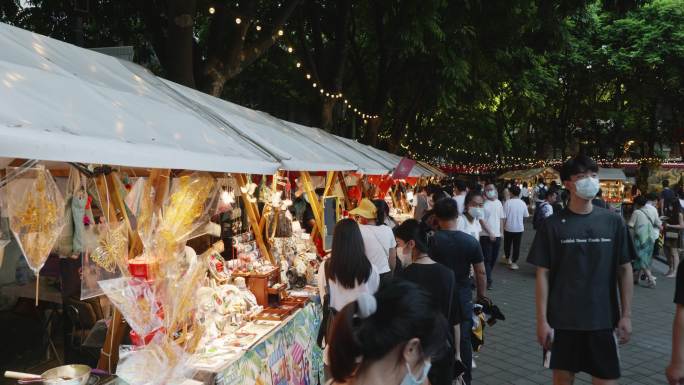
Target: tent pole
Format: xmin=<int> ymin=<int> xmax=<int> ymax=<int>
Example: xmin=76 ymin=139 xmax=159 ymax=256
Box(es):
xmin=337 ymin=172 xmax=352 ymax=210
xmin=96 ymin=169 xmax=163 ymax=372
xmin=235 ymin=174 xmax=274 ymax=264
xmin=300 ymin=171 xmax=325 ymax=238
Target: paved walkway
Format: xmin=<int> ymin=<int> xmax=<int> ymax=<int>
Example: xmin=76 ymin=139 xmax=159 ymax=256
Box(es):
xmin=473 ymin=224 xmax=677 ymax=385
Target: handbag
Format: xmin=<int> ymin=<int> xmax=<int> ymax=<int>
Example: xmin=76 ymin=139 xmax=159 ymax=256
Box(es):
xmin=316 ymin=265 xmax=337 ymax=349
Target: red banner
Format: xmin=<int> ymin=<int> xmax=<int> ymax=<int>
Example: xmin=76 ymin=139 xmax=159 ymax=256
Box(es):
xmin=392 ymin=157 xmax=416 ymax=179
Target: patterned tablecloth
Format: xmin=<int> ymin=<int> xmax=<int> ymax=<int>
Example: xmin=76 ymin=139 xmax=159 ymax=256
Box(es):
xmin=194 ymin=302 xmax=324 ymax=385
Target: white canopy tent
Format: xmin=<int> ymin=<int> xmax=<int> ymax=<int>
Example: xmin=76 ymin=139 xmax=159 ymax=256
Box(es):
xmin=0 ymin=22 xmax=279 ymax=174
xmin=598 ymin=168 xmax=627 ymax=181
xmin=338 ymin=138 xmax=434 ymax=177
xmin=364 ymin=146 xmax=436 ymax=177
xmin=163 ymin=81 xmax=357 ymax=172
xmin=0 ymin=22 xmax=440 ymax=178
xmin=278 ymin=120 xmax=391 ymax=175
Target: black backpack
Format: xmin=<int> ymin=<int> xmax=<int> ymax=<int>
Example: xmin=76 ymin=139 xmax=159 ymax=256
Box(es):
xmin=533 ymin=202 xmax=549 ymax=230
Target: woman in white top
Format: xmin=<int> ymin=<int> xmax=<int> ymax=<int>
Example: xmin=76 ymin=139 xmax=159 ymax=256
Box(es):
xmin=457 ymin=191 xmax=484 ymax=239
xmin=628 ymin=195 xmax=659 ymax=288
xmin=318 ymin=218 xmax=380 ymax=363
xmin=349 ymin=198 xmax=397 ymax=283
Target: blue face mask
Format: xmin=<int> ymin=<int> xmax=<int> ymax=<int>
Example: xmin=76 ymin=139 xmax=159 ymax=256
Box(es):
xmin=575 ymin=176 xmax=600 ymax=200
xmin=400 ymin=361 xmax=431 ymax=385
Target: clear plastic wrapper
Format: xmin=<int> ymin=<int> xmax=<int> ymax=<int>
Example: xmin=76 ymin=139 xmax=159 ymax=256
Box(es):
xmin=81 ymin=222 xmax=128 ymax=299
xmin=98 ymin=277 xmax=163 ymax=337
xmin=117 ymin=340 xmax=197 ymax=385
xmin=5 ymin=166 xmax=66 ymax=304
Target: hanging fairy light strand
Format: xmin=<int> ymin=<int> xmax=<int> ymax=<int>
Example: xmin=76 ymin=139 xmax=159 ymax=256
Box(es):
xmin=276 ymin=40 xmax=379 ymax=123
xmin=205 ymin=4 xmax=379 ymax=124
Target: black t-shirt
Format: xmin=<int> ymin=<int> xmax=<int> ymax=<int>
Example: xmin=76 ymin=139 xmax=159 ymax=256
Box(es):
xmin=675 ymin=261 xmax=684 ymax=306
xmin=527 ymin=207 xmax=631 ymax=331
xmin=399 ymin=262 xmax=463 ymax=327
xmin=429 ymin=230 xmax=484 ymax=288
xmin=662 ymin=187 xmax=676 ymax=202
xmin=592 ymin=198 xmax=608 ymax=209
xmin=302 ymin=203 xmax=315 ymax=234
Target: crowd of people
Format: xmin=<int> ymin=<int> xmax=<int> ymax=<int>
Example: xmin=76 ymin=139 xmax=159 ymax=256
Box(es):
xmin=314 ymin=154 xmax=684 ymax=385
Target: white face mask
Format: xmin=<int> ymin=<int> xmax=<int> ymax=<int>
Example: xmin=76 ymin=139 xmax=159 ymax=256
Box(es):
xmin=574 ymin=176 xmax=600 ymax=200
xmin=468 ymin=207 xmax=484 ymax=220
xmin=401 ymin=361 xmax=431 ymax=385
xmin=397 ymin=244 xmax=412 ymax=264
xmin=486 ymin=190 xmax=497 ymax=199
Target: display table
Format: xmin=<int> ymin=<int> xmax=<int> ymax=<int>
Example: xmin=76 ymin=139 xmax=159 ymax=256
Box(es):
xmin=193 ymin=302 xmax=323 ymax=385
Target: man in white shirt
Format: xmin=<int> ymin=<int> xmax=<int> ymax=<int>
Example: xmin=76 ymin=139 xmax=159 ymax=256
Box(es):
xmin=452 ymin=180 xmax=468 ymax=215
xmin=480 ymin=184 xmax=505 ymax=289
xmin=503 ymin=185 xmax=529 ymax=270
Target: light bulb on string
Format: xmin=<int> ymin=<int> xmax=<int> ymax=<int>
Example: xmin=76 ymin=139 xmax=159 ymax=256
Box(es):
xmin=256 ymin=25 xmax=262 ymax=31
xmin=312 ymin=82 xmax=317 ymax=88
xmin=296 ymin=62 xmax=301 ymax=68
xmin=209 ymin=6 xmax=216 ymax=14
xmin=287 ymin=46 xmax=293 ymax=53
xmin=306 ymin=74 xmax=311 ymax=79
xmin=277 ymin=29 xmax=284 ymax=36
xmin=235 ymin=17 xmax=242 ymax=24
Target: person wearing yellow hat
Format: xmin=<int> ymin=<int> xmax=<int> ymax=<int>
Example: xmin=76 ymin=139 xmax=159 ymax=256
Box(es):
xmin=350 ymin=198 xmax=397 ymax=284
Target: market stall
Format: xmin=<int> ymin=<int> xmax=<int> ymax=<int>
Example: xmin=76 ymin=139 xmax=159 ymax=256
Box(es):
xmin=0 ymin=21 xmax=330 ymax=385
xmin=598 ymin=167 xmax=629 ymax=206
xmin=0 ymin=20 xmax=443 ymax=385
xmin=498 ymin=167 xmax=560 ymax=185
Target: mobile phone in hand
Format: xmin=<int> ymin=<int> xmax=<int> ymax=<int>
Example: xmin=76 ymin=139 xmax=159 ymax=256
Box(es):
xmin=543 ymin=349 xmax=551 ymax=369
xmin=454 ymin=360 xmax=467 ymax=377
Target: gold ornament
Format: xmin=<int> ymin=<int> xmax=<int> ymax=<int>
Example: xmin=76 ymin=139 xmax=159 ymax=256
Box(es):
xmin=8 ymin=167 xmax=65 ymax=272
xmin=90 ymin=223 xmax=129 ymax=273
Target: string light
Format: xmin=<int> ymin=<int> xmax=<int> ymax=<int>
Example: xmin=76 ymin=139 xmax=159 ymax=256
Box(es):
xmin=208 ymin=6 xmax=215 ymax=14
xmin=296 ymin=62 xmax=301 ymax=68
xmin=277 ymin=29 xmax=284 ymax=36
xmin=256 ymin=25 xmax=262 ymax=31
xmin=235 ymin=17 xmax=242 ymax=24
xmin=287 ymin=46 xmax=293 ymax=53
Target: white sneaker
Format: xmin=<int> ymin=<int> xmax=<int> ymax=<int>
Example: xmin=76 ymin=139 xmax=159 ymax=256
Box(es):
xmin=502 ymin=257 xmax=511 ymax=265
xmin=510 ymin=263 xmax=519 ymax=270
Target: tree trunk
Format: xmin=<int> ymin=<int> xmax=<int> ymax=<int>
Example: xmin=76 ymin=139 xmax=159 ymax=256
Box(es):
xmin=166 ymin=0 xmax=197 ymax=88
xmin=363 ymin=118 xmax=382 ymax=146
xmin=321 ymin=99 xmax=336 ymax=132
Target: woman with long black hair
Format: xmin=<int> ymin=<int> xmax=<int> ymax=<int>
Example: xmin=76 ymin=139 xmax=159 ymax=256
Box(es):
xmin=395 ymin=219 xmax=463 ymax=385
xmin=327 ymin=280 xmax=448 ymax=385
xmin=317 ymin=218 xmax=381 ymax=366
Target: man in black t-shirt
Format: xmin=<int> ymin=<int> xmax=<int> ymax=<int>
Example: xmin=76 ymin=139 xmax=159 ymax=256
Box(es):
xmin=528 ymin=155 xmax=633 ymax=385
xmin=667 ymin=262 xmax=684 ymax=384
xmin=430 ymin=197 xmax=486 ymax=385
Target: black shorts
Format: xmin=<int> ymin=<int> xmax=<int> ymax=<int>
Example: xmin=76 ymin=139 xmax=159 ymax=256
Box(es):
xmin=549 ymin=329 xmax=621 ymax=380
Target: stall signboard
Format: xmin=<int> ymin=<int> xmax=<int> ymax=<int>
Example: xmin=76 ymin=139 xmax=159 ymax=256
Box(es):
xmin=392 ymin=158 xmax=416 ymax=180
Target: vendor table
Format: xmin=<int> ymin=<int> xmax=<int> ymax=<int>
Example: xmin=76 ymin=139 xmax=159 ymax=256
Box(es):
xmin=193 ymin=302 xmax=323 ymax=385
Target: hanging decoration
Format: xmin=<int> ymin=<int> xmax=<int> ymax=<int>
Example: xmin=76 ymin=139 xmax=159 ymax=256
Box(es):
xmin=6 ymin=166 xmax=66 ymax=305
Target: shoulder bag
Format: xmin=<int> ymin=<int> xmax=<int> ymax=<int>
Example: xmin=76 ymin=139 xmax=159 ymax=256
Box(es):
xmin=316 ymin=264 xmax=337 ymax=349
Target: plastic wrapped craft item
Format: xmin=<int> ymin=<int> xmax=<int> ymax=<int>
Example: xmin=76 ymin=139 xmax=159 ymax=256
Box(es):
xmin=81 ymin=222 xmax=128 ymax=299
xmin=116 ymin=339 xmax=198 ymax=385
xmin=152 ymin=173 xmax=218 ymax=269
xmin=5 ymin=166 xmax=66 ymax=305
xmin=98 ymin=277 xmax=163 ymax=337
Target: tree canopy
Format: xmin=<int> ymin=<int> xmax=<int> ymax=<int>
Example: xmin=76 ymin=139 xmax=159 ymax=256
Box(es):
xmin=2 ymin=0 xmax=683 ymax=164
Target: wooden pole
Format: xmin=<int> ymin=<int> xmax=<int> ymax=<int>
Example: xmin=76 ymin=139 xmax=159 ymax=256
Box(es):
xmin=336 ymin=172 xmax=352 ymax=210
xmin=323 ymin=171 xmax=337 ymax=197
xmin=235 ymin=174 xmax=274 ymax=264
xmin=300 ymin=171 xmax=325 ymax=237
xmin=96 ymin=169 xmax=168 ymax=372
